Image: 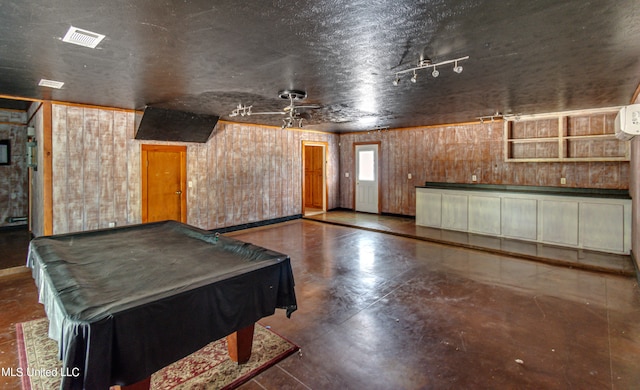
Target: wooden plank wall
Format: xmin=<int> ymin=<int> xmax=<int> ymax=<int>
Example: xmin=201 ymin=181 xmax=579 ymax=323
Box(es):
xmin=339 ymin=120 xmax=630 ymax=216
xmin=49 ymin=104 xmax=339 ymax=234
xmin=52 ymin=105 xmax=138 ymax=234
xmin=0 ymin=109 xmax=28 ymax=228
xmin=186 ymin=122 xmax=339 ymax=229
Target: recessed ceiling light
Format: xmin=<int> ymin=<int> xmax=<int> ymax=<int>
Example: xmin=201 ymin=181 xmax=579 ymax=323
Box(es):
xmin=38 ymin=79 xmax=65 ymax=89
xmin=62 ymin=26 xmax=105 ymax=49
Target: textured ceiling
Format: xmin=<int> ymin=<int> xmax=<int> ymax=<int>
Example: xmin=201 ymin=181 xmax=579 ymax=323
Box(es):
xmin=1 ymin=0 xmax=639 ymax=132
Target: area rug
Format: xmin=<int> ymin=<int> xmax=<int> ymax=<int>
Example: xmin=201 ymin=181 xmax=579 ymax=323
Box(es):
xmin=16 ymin=318 xmax=299 ymax=389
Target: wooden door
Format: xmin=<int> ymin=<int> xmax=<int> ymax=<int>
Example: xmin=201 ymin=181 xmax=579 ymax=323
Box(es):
xmin=142 ymin=145 xmax=187 ymax=223
xmin=304 ymin=145 xmax=324 ymax=209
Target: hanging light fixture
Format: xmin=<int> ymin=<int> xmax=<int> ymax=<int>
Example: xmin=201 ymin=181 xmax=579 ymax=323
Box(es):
xmin=392 ymin=55 xmax=469 ymax=86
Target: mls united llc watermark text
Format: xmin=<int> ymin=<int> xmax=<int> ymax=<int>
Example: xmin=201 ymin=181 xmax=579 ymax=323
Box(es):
xmin=2 ymin=366 xmax=80 ymax=378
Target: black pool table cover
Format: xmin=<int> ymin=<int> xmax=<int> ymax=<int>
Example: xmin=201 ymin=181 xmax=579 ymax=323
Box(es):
xmin=27 ymin=220 xmax=297 ymax=390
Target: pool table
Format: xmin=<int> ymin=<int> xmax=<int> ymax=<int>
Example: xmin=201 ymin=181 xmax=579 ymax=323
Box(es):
xmin=27 ymin=220 xmax=297 ymax=389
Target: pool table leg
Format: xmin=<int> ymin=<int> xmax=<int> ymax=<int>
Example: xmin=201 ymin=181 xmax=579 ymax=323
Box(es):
xmin=227 ymin=323 xmax=255 ymax=364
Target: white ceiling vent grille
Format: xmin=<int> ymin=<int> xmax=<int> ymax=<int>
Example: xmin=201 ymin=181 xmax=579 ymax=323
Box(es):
xmin=62 ymin=26 xmax=105 ymax=49
xmin=38 ymin=79 xmax=65 ymax=89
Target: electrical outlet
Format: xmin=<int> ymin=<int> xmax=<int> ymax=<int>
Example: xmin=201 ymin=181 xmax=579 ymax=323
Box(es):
xmin=108 ymin=222 xmax=116 ymax=228
xmin=472 ymin=174 xmax=477 ymax=182
xmin=345 ymin=172 xmax=350 ymax=178
xmin=408 ymin=173 xmax=412 ymax=179
xmin=560 ymin=177 xmax=566 ymax=185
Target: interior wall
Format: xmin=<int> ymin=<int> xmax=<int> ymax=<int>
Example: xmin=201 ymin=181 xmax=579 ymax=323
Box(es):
xmin=339 ymin=119 xmax=629 ymax=215
xmin=51 ymin=105 xmax=138 ymax=234
xmin=186 ymin=122 xmax=340 ymax=229
xmin=47 ymin=104 xmax=340 ymax=235
xmin=0 ymin=109 xmax=28 ymax=228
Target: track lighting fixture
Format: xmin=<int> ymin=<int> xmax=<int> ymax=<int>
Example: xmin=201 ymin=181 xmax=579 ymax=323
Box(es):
xmin=393 ymin=55 xmax=469 ymax=86
xmin=229 ymin=103 xmax=252 ymax=117
xmin=229 ymin=90 xmax=320 ymax=129
xmin=477 ymin=111 xmax=503 ymax=123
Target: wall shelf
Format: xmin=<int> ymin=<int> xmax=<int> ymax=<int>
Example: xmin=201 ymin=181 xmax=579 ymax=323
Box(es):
xmin=504 ymin=108 xmax=629 ymax=162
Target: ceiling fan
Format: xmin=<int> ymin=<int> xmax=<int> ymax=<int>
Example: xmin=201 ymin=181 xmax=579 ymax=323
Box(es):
xmin=230 ymin=90 xmax=320 ymax=128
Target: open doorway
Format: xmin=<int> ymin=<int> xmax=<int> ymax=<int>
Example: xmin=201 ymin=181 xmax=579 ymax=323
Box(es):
xmin=0 ymin=97 xmax=34 ymax=270
xmin=302 ymin=141 xmax=327 ymax=216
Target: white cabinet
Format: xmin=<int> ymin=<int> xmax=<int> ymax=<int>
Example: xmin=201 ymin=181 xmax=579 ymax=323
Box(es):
xmin=416 ymin=186 xmax=631 ymax=254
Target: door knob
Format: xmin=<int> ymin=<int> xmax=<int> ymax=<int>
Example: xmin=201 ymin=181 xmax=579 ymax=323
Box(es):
xmin=175 ymin=190 xmax=182 ymax=195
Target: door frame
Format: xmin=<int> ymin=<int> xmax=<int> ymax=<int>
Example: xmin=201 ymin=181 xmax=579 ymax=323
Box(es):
xmin=301 ymin=141 xmax=328 ymax=214
xmin=141 ymin=144 xmax=187 ymax=223
xmin=353 ymin=141 xmax=381 ymax=213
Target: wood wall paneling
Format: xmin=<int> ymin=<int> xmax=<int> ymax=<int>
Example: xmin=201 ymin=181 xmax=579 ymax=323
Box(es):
xmin=339 ymin=118 xmax=629 ymax=215
xmin=43 ymin=102 xmax=629 ymax=236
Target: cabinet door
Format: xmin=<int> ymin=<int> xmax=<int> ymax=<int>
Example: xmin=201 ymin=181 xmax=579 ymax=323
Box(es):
xmin=442 ymin=194 xmax=468 ymax=231
xmin=580 ymin=202 xmax=626 ymax=252
xmin=469 ymin=195 xmax=501 ymax=235
xmin=502 ymin=197 xmax=537 ymax=240
xmin=416 ymin=191 xmax=442 ymax=227
xmin=541 ymin=200 xmax=578 ymax=246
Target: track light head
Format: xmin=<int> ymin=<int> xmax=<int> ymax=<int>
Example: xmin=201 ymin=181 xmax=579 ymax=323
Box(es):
xmin=432 ymin=68 xmax=439 ymax=78
xmin=411 ymin=71 xmax=417 ymax=83
xmin=392 ymin=76 xmax=400 ymax=86
xmin=453 ymin=62 xmax=463 ymax=73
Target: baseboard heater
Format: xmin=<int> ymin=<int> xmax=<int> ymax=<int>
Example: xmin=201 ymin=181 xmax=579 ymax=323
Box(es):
xmin=6 ymin=216 xmax=27 ymax=223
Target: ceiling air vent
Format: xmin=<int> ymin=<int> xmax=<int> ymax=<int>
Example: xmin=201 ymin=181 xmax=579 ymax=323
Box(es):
xmin=38 ymin=79 xmax=64 ymax=89
xmin=62 ymin=26 xmax=105 ymax=49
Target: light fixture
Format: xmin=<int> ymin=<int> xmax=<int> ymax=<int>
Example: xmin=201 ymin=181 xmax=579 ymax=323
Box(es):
xmin=229 ymin=103 xmax=252 ymax=117
xmin=392 ymin=55 xmax=469 ymax=86
xmin=477 ymin=111 xmax=503 ymax=123
xmin=453 ymin=61 xmax=463 ymax=74
xmin=229 ymin=90 xmax=320 ymax=129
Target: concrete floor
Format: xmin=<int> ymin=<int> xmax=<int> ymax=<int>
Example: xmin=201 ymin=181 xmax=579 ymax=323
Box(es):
xmin=304 ymin=210 xmax=635 ymax=276
xmin=1 ymin=217 xmax=640 ymax=389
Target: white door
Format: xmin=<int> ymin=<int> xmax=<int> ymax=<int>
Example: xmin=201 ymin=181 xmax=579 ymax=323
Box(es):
xmin=355 ymin=144 xmax=379 ymax=213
